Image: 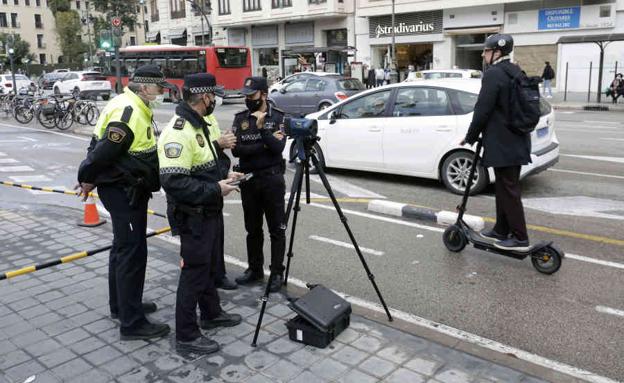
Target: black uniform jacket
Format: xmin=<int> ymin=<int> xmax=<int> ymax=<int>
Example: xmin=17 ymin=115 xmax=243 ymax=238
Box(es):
xmin=465 ymin=59 xmax=532 ymax=168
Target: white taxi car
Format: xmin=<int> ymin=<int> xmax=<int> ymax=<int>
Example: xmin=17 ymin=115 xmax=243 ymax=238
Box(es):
xmin=53 ymin=71 xmax=112 ymax=100
xmin=283 ymin=79 xmax=559 ymax=195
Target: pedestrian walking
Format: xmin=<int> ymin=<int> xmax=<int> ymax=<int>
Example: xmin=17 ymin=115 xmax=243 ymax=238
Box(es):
xmin=232 ymin=76 xmax=288 ymax=293
xmin=461 ymin=34 xmax=532 ymax=251
xmin=375 ymin=67 xmax=385 ymax=87
xmin=76 ymin=64 xmax=176 ymax=340
xmin=608 ymin=73 xmax=624 ymax=104
xmin=158 ymin=73 xmax=243 ymax=353
xmin=541 ymin=61 xmax=555 ymax=98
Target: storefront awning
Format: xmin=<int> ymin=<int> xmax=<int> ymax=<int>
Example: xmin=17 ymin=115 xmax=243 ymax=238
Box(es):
xmin=168 ymin=28 xmax=187 ymax=40
xmin=444 ymin=26 xmax=501 ymax=36
xmin=146 ymin=31 xmax=160 ymax=42
xmin=557 ymin=33 xmax=624 ymax=44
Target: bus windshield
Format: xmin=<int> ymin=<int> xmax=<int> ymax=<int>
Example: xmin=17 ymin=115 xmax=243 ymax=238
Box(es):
xmin=215 ymin=48 xmax=248 ymax=68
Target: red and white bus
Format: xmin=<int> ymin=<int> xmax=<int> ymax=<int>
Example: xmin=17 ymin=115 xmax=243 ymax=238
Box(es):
xmin=104 ymin=45 xmax=251 ymax=99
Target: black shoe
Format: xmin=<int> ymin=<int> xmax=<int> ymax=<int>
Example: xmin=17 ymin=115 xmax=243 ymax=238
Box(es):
xmin=480 ymin=229 xmax=508 ymax=241
xmin=176 ymin=336 xmax=220 ymax=354
xmin=120 ymin=321 xmax=170 ymax=341
xmin=494 ymin=237 xmax=531 ymax=251
xmin=111 ymin=302 xmax=158 ymax=320
xmin=235 ymin=269 xmax=264 ymax=285
xmin=269 ymin=274 xmax=283 ymax=293
xmin=216 ymin=275 xmax=238 ymax=290
xmin=200 ymin=311 xmax=242 ymax=330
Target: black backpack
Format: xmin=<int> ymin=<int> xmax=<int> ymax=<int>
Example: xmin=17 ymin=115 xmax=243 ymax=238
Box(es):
xmin=500 ymin=64 xmax=541 ymax=135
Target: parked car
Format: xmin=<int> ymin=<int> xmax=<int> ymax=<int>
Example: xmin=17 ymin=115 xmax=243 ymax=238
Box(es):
xmin=52 ymin=68 xmax=71 ymax=73
xmin=282 ymin=79 xmax=559 ymax=195
xmin=405 ymin=69 xmax=482 ymax=82
xmin=269 ymin=76 xmax=364 ymax=115
xmin=0 ymin=74 xmax=35 ymax=94
xmin=53 ymin=71 xmax=112 ymax=100
xmin=38 ymin=73 xmax=66 ymax=90
xmin=269 ymin=72 xmax=340 ymax=94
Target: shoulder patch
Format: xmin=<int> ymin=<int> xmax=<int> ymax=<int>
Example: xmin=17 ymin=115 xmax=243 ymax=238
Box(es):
xmin=120 ymin=106 xmax=133 ymax=124
xmin=196 ymin=134 xmax=205 ymax=148
xmin=107 ymin=126 xmax=127 ymax=144
xmin=173 ymin=118 xmax=186 ymax=130
xmin=164 ymin=142 xmax=183 ymax=158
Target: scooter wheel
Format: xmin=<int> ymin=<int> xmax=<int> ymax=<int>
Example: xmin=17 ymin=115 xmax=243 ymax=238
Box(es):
xmin=443 ymin=225 xmax=467 ymax=252
xmin=531 ymin=245 xmax=563 ymax=274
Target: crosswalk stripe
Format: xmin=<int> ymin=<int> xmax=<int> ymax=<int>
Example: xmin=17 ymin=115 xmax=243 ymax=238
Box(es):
xmin=9 ymin=175 xmax=53 ymax=183
xmin=0 ymin=158 xmax=19 ymax=164
xmin=0 ymin=166 xmax=35 ymax=172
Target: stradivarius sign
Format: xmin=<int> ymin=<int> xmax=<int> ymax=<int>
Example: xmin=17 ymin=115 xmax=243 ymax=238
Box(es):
xmin=375 ymin=22 xmax=435 ymax=37
xmin=369 ymin=11 xmax=443 ymax=38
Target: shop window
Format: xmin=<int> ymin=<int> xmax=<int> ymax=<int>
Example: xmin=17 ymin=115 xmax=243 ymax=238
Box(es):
xmin=258 ymin=48 xmax=278 ymax=66
xmin=599 ymin=6 xmax=611 ymax=18
xmin=507 ymin=13 xmax=518 ymax=25
xmin=339 ymin=90 xmax=391 ymax=119
xmin=218 ymin=0 xmax=230 ymax=14
xmin=392 ymin=88 xmax=450 ymax=117
xmin=308 ymin=0 xmax=326 ymax=4
xmin=243 ymin=0 xmax=261 ymax=12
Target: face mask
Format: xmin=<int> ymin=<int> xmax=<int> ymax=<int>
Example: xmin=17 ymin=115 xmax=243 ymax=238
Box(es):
xmin=246 ymin=97 xmax=263 ymax=113
xmin=203 ymin=97 xmax=216 ymax=116
xmin=149 ymin=95 xmax=164 ymax=109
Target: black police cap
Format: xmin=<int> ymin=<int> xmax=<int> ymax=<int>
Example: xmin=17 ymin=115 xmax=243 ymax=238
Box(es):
xmin=183 ymin=73 xmax=225 ymax=97
xmin=241 ymin=76 xmax=268 ymax=95
xmin=131 ymin=64 xmax=177 ymax=91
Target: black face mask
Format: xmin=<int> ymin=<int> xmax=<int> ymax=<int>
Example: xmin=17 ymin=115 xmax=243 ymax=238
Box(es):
xmin=246 ymin=97 xmax=264 ymax=113
xmin=203 ymin=97 xmax=216 ymax=116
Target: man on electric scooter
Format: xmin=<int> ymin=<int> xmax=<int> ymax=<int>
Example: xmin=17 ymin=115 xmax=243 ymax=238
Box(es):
xmin=460 ymin=34 xmax=531 ymax=251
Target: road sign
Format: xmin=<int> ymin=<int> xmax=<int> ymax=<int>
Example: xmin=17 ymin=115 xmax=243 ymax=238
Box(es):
xmin=111 ymin=17 xmax=122 ymax=27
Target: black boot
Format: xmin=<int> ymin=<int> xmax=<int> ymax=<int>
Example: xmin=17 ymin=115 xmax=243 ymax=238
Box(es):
xmin=111 ymin=302 xmax=158 ymax=320
xmin=176 ymin=335 xmax=220 ymax=354
xmin=235 ymin=268 xmax=264 ymax=285
xmin=120 ymin=321 xmax=170 ymax=341
xmin=269 ymin=274 xmax=283 ymax=293
xmin=216 ymin=275 xmax=238 ymax=290
xmin=200 ymin=311 xmax=242 ymax=330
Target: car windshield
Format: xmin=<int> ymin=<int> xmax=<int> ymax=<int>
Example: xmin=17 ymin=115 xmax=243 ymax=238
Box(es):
xmin=337 ymin=79 xmax=365 ymax=91
xmin=13 ymin=75 xmax=28 ymax=80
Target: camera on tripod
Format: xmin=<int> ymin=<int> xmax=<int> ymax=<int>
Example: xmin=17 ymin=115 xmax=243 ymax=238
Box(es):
xmin=283 ymin=117 xmax=318 ymax=139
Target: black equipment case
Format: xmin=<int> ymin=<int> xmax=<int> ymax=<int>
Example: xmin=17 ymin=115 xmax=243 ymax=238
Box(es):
xmin=285 ymin=285 xmax=351 ymax=348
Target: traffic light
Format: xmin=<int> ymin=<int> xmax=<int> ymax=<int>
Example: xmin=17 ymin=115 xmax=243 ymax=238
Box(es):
xmin=99 ymin=30 xmax=112 ymax=50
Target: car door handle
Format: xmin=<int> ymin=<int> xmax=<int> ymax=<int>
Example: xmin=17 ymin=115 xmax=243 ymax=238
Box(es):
xmin=368 ymin=127 xmax=382 ymax=132
xmin=435 ymin=125 xmax=452 ymax=132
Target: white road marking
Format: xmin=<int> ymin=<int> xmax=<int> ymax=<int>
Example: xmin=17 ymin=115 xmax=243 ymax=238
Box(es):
xmin=17 ymin=136 xmax=37 ymax=142
xmin=595 ymin=305 xmax=624 ymax=318
xmin=566 ymin=253 xmax=624 ymax=270
xmin=582 ymin=120 xmax=621 ymax=125
xmin=285 ymin=191 xmax=327 ymax=200
xmin=0 ymin=165 xmax=34 ymax=172
xmin=0 ymin=151 xmax=6 ymax=156
xmin=0 ymin=158 xmax=19 ymax=164
xmin=600 ymin=138 xmax=624 ymax=141
xmin=28 ymin=185 xmax=66 ymax=195
xmin=548 ymin=168 xmax=624 ymax=180
xmin=9 ymin=175 xmax=53 ymax=183
xmin=0 ymin=122 xmax=90 ymax=142
xmin=308 ymin=235 xmax=385 ymax=256
xmin=150 ymin=232 xmax=618 ymax=383
xmin=286 ymin=167 xmax=386 ymax=199
xmin=561 ymin=154 xmax=624 ymax=164
xmin=523 ymin=196 xmax=624 ymax=221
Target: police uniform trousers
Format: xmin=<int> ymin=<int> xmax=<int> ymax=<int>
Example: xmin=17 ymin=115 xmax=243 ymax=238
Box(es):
xmin=493 ymin=166 xmax=528 ymax=241
xmin=176 ymin=213 xmax=223 ymax=342
xmin=240 ymin=171 xmax=286 ymax=275
xmin=98 ymin=185 xmax=150 ymax=331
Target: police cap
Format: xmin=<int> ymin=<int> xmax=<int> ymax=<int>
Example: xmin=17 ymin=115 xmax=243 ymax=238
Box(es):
xmin=183 ymin=73 xmax=225 ymax=97
xmin=131 ymin=64 xmax=177 ymax=91
xmin=241 ymin=76 xmax=268 ymax=95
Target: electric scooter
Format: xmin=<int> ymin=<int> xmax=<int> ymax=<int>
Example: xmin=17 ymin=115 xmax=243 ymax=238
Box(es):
xmin=442 ymin=138 xmax=564 ymax=274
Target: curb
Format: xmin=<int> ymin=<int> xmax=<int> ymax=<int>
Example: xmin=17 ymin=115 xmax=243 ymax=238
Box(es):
xmin=552 ymin=104 xmax=624 ymax=112
xmin=367 ymin=199 xmax=485 ymax=231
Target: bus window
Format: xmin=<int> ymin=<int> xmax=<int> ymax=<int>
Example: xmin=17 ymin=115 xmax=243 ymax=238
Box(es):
xmin=124 ymin=59 xmax=139 ymax=77
xmin=215 ymin=48 xmax=247 ymax=68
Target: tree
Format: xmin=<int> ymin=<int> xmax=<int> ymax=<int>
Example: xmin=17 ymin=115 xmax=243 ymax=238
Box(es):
xmin=91 ymin=0 xmax=138 ymax=30
xmin=47 ymin=0 xmax=70 ymax=14
xmin=55 ymin=11 xmax=89 ymax=63
xmin=0 ymin=33 xmax=35 ymax=66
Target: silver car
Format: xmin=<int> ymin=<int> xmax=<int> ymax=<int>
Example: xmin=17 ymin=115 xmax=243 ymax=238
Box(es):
xmin=268 ymin=76 xmax=364 ymax=116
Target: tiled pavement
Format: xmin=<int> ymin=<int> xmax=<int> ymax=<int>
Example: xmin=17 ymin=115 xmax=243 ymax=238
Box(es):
xmin=0 ymin=202 xmax=548 ymax=383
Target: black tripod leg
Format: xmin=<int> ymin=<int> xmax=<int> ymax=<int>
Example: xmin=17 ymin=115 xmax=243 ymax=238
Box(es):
xmin=310 ymin=155 xmax=393 ymax=322
xmin=284 ymin=161 xmax=306 ymax=286
xmin=251 ymin=272 xmax=275 ymax=347
xmin=285 ymin=160 xmax=304 ymax=226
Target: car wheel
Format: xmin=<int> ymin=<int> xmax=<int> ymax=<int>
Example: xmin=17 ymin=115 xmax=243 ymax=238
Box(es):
xmin=441 ymin=151 xmax=488 ymax=195
xmin=318 ymin=102 xmax=332 ymax=111
xmin=289 ymin=141 xmax=325 ymax=174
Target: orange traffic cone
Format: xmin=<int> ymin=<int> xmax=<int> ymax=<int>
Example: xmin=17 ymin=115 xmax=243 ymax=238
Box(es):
xmin=78 ymin=196 xmax=106 ymax=227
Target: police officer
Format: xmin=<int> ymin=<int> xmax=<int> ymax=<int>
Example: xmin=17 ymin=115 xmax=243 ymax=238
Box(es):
xmin=76 ymin=64 xmax=174 ymax=340
xmin=461 ymin=34 xmax=532 ymax=251
xmin=232 ymin=76 xmax=287 ymax=293
xmin=158 ymin=73 xmax=243 ymax=353
xmin=204 ymin=107 xmax=238 ymax=291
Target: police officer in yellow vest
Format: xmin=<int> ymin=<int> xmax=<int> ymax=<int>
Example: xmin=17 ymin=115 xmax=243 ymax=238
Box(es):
xmin=158 ymin=73 xmax=243 ymax=353
xmin=203 ymin=112 xmax=239 ymax=290
xmin=76 ymin=64 xmax=176 ymax=340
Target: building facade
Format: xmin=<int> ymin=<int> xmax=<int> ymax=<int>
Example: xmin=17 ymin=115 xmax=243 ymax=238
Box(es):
xmin=147 ymin=0 xmax=212 ymax=47
xmin=0 ymin=0 xmax=60 ymax=65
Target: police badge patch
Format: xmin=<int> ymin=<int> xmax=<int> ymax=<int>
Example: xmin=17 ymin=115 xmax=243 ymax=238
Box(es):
xmin=196 ymin=134 xmax=205 ymax=147
xmin=164 ymin=142 xmax=183 ymax=158
xmin=107 ymin=127 xmax=126 ymax=144
xmin=241 ymin=120 xmax=249 ymax=130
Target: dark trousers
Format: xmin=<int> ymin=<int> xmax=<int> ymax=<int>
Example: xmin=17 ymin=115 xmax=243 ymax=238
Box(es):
xmin=176 ymin=214 xmax=223 ymax=341
xmin=98 ymin=185 xmax=149 ymax=331
xmin=240 ymin=174 xmax=286 ymax=275
xmin=493 ymin=166 xmax=528 ymax=241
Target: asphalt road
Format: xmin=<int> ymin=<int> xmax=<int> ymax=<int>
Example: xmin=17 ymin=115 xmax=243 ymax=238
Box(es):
xmin=0 ymin=104 xmax=622 ymax=381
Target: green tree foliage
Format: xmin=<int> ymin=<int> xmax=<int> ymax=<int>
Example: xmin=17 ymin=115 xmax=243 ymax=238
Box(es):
xmin=55 ymin=11 xmax=88 ymax=63
xmin=0 ymin=33 xmax=35 ymax=66
xmin=47 ymin=0 xmax=71 ymax=14
xmin=91 ymin=0 xmax=138 ymax=29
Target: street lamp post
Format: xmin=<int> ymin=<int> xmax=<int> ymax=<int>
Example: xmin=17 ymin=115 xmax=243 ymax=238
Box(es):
xmin=389 ymin=0 xmax=398 ymax=84
xmin=8 ymin=48 xmax=17 ymax=94
xmin=140 ymin=0 xmax=147 ymax=43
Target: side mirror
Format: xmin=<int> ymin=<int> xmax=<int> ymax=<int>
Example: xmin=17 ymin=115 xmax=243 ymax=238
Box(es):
xmin=279 ymin=88 xmax=287 ymax=94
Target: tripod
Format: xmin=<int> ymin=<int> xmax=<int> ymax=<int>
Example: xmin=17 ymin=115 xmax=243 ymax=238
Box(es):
xmin=251 ymin=136 xmax=393 ymax=347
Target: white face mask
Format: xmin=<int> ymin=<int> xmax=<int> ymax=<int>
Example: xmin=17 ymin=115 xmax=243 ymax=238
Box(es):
xmin=149 ymin=94 xmax=165 ymax=109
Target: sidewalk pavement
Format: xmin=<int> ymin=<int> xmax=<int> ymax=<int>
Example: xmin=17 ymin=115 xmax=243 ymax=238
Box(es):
xmin=0 ymin=201 xmax=559 ymax=383
xmin=548 ymin=91 xmax=624 ymax=111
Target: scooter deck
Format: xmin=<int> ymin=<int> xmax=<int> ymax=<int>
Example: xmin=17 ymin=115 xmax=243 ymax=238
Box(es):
xmin=466 ymin=229 xmax=549 ymax=260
